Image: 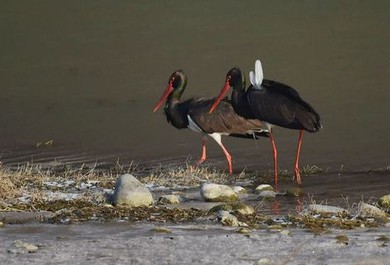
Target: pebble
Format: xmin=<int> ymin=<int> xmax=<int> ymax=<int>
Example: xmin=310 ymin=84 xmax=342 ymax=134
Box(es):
xmin=200 ymin=183 xmax=237 ymax=202
xmin=113 ymin=174 xmax=154 ymax=207
xmin=216 ymin=210 xmax=240 ymax=226
xmin=7 ymin=240 xmax=39 ymax=254
xmin=308 ymin=204 xmax=349 ymax=215
xmin=357 ymin=202 xmax=386 ymax=218
xmin=255 ymin=184 xmax=274 ymax=193
xmin=378 ymin=194 xmax=390 ymax=208
xmin=258 ymin=190 xmax=277 ymax=199
xmin=280 ymin=229 xmax=291 ymax=236
xmin=335 ymin=235 xmax=349 ymax=245
xmin=237 ymin=227 xmax=251 ymax=234
xmin=158 ymin=195 xmax=180 ymax=204
xmin=209 ymin=203 xmax=255 ymax=215
xmin=232 ymin=186 xmax=247 ymax=194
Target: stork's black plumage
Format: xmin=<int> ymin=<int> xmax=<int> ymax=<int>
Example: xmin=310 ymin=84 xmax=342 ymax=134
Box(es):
xmin=246 ymin=79 xmax=321 ymax=132
xmin=153 ymin=70 xmax=268 ymax=174
xmin=210 ymin=61 xmax=322 ymax=185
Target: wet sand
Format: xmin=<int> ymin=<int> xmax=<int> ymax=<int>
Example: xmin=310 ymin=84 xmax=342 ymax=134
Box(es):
xmin=1 ymin=223 xmax=389 ymax=265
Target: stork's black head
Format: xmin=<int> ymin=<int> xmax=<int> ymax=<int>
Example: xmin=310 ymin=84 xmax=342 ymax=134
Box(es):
xmin=153 ymin=70 xmax=187 ymax=112
xmin=168 ymin=70 xmax=187 ymax=91
xmin=209 ymin=67 xmax=245 ymax=113
xmin=225 ymin=67 xmax=246 ymax=91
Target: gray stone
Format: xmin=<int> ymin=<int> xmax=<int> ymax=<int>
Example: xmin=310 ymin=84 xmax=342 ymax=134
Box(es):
xmin=200 ymin=183 xmax=237 ymax=202
xmin=308 ymin=204 xmax=349 ymax=215
xmin=280 ymin=230 xmax=291 ymax=236
xmin=113 ymin=174 xmax=154 ymax=207
xmin=232 ymin=186 xmax=247 ymax=194
xmin=357 ymin=202 xmax=386 ymax=218
xmin=378 ymin=194 xmax=390 ymax=208
xmin=209 ymin=203 xmax=255 ymax=215
xmin=255 ymin=184 xmax=274 ymax=193
xmin=216 ymin=210 xmax=247 ymax=227
xmin=158 ymin=195 xmax=180 ymax=204
xmin=8 ymin=240 xmax=38 ymax=254
xmin=258 ymin=190 xmax=277 ymax=199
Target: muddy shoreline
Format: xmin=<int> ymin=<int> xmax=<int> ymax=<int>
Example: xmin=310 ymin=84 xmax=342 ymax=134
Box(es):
xmin=0 ymin=161 xmax=389 ymax=264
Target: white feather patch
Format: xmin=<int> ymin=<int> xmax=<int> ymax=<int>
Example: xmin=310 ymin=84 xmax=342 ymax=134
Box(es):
xmin=250 ymin=59 xmax=264 ymax=90
xmin=208 ymin=133 xmax=222 ymax=146
xmin=187 ymin=115 xmax=203 ymax=133
xmin=249 ymin=71 xmax=256 ymax=87
xmin=255 ymin=59 xmax=263 ymax=84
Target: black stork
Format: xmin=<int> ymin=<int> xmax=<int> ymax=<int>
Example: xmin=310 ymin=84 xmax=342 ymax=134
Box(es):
xmin=209 ymin=60 xmax=321 ymax=185
xmin=153 ymin=69 xmax=268 ymax=174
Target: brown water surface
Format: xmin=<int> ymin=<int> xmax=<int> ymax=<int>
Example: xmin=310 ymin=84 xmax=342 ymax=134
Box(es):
xmin=0 ymin=1 xmax=389 ymax=178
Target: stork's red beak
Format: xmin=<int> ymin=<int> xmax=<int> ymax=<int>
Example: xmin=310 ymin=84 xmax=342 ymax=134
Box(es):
xmin=209 ymin=78 xmax=231 ymax=114
xmin=153 ymin=82 xmax=174 ymax=112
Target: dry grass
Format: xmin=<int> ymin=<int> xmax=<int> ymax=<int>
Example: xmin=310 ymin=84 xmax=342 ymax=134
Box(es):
xmin=0 ymin=162 xmax=388 ymax=229
xmin=0 ymin=162 xmax=234 ymax=209
xmin=141 ymin=164 xmax=232 ymax=188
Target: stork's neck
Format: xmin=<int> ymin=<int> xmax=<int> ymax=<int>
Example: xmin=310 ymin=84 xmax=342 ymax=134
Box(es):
xmin=231 ymin=88 xmax=255 ymax=119
xmin=165 ymin=76 xmax=186 ymax=107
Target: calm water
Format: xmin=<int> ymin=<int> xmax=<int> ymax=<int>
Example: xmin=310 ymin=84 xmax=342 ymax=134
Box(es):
xmin=0 ymin=1 xmax=389 ymax=175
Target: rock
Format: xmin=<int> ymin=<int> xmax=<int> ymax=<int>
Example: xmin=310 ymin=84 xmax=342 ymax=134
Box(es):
xmin=280 ymin=230 xmax=291 ymax=236
xmin=232 ymin=203 xmax=255 ymax=215
xmin=113 ymin=174 xmax=154 ymax=207
xmin=237 ymin=228 xmax=251 ymax=234
xmin=335 ymin=235 xmax=349 ymax=245
xmin=216 ymin=210 xmax=248 ymax=226
xmin=268 ymin=225 xmax=283 ymax=231
xmin=0 ymin=222 xmax=4 ymax=228
xmin=7 ymin=240 xmax=39 ymax=254
xmin=357 ymin=202 xmax=386 ymax=218
xmin=200 ymin=183 xmax=237 ymax=202
xmin=308 ymin=204 xmax=349 ymax=215
xmin=255 ymin=184 xmax=274 ymax=193
xmin=378 ymin=194 xmax=390 ymax=208
xmin=209 ymin=203 xmax=255 ymax=215
xmin=232 ymin=186 xmax=247 ymax=194
xmin=158 ymin=195 xmax=180 ymax=204
xmin=258 ymin=190 xmax=277 ymax=199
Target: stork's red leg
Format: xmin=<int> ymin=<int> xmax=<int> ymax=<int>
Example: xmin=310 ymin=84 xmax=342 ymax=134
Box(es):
xmin=294 ymin=130 xmax=304 ymax=185
xmin=269 ymin=132 xmax=278 ymax=186
xmin=195 ymin=135 xmax=207 ymax=166
xmin=209 ymin=133 xmax=233 ymax=174
xmin=219 ymin=142 xmax=233 ymax=174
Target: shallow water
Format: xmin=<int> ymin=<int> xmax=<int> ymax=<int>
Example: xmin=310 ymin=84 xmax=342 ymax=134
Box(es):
xmin=0 ymin=2 xmax=389 ymax=177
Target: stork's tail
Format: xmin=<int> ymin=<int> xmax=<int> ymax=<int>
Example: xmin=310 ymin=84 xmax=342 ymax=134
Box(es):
xmin=249 ymin=59 xmax=264 ymax=89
